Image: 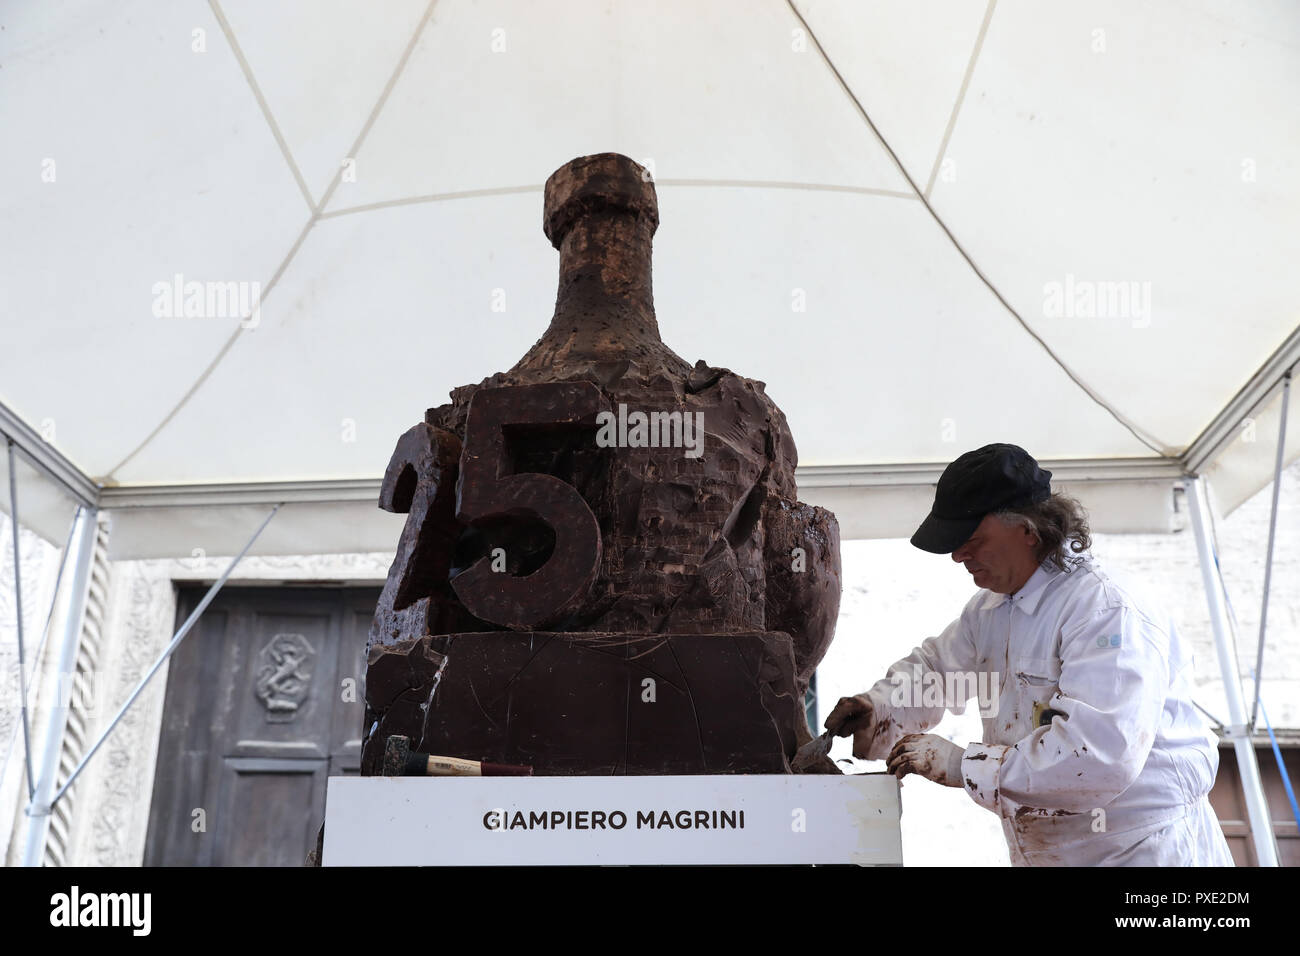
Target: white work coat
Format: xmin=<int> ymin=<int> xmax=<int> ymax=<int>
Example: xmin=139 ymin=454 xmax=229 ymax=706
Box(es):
xmin=858 ymin=554 xmax=1235 ymax=866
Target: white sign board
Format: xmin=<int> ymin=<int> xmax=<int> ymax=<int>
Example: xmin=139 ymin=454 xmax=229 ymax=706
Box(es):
xmin=323 ymin=774 xmax=901 ymax=866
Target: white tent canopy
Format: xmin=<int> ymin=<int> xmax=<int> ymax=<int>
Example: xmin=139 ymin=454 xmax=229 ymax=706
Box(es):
xmin=2 ymin=0 xmax=1298 ymax=559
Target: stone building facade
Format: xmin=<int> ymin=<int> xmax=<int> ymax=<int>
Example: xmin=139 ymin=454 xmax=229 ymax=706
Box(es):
xmin=2 ymin=461 xmax=1297 ymax=865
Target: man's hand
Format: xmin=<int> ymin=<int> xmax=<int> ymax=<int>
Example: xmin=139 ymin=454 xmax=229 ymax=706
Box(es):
xmin=824 ymin=695 xmax=874 ymax=737
xmin=886 ymin=734 xmax=965 ymax=787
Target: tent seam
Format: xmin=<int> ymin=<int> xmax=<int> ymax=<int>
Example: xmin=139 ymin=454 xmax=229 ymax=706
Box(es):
xmin=317 ymin=179 xmax=916 ymax=221
xmin=208 ymin=0 xmax=316 ymax=213
xmin=923 ymin=0 xmax=997 ymax=200
xmin=785 ymin=0 xmax=1172 ymax=457
xmin=103 ymin=0 xmax=441 ymax=480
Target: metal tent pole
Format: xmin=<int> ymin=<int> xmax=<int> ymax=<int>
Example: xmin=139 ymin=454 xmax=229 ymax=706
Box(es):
xmin=1185 ymin=476 xmax=1279 ymax=866
xmin=1250 ymin=370 xmax=1290 ymax=730
xmin=0 ymin=504 xmax=78 ymax=790
xmin=19 ymin=505 xmax=99 ymax=867
xmin=7 ymin=439 xmax=38 ymax=800
xmin=21 ymin=502 xmax=281 ymax=866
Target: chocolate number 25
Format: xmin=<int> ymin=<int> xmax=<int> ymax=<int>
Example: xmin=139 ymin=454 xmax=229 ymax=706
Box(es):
xmin=450 ymin=382 xmax=609 ymax=629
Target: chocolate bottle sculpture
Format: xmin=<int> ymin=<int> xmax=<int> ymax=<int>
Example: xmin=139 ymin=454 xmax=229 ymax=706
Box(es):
xmin=361 ymin=153 xmax=842 ymax=775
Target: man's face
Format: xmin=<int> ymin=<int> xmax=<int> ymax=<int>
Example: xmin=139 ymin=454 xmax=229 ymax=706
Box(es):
xmin=950 ymin=513 xmax=1041 ymax=594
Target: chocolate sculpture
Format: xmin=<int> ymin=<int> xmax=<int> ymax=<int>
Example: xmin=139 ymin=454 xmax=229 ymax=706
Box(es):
xmin=361 ymin=153 xmax=841 ymax=775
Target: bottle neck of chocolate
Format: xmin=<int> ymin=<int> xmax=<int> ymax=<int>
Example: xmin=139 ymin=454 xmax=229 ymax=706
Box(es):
xmin=541 ymin=207 xmax=662 ymax=355
xmin=509 ymin=154 xmax=673 ymax=373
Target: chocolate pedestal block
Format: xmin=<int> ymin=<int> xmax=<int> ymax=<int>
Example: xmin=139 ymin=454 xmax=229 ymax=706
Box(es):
xmin=361 ymin=631 xmax=806 ymax=775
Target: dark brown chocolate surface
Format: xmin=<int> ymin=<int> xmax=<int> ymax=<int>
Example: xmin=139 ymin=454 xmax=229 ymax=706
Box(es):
xmin=361 ymin=153 xmax=842 ymax=776
xmin=363 ymin=631 xmax=806 ymax=775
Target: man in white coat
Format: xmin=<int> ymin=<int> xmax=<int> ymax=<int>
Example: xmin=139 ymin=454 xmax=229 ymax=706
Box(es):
xmin=826 ymin=443 xmax=1234 ymax=866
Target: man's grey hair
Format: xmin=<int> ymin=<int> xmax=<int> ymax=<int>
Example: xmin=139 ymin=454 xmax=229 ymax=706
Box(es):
xmin=994 ymin=492 xmax=1092 ymax=572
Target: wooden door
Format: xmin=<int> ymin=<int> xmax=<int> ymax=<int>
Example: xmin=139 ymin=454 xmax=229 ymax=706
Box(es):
xmin=143 ymin=586 xmax=379 ymax=866
xmin=1210 ymin=742 xmax=1300 ymax=866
